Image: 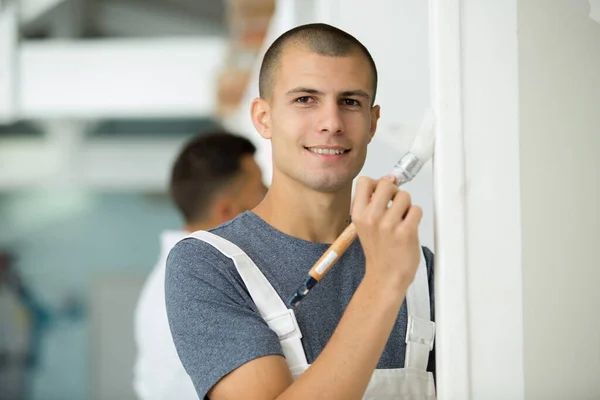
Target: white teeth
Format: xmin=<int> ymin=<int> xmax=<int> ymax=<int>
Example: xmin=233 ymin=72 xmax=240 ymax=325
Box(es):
xmin=308 ymin=148 xmax=347 ymax=155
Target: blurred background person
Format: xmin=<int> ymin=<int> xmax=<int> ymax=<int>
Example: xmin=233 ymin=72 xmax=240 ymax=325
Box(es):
xmin=132 ymin=131 xmax=267 ymax=400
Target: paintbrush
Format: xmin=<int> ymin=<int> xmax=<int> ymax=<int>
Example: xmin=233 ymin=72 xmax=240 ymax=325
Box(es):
xmin=288 ymin=108 xmax=436 ymax=307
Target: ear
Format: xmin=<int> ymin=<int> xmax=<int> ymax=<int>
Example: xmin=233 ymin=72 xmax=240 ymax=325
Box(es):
xmin=250 ymin=97 xmax=272 ymax=140
xmin=368 ymin=105 xmax=381 ymax=143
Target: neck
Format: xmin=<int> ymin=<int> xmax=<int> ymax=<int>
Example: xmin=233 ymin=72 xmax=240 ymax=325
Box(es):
xmin=253 ymin=173 xmax=352 ymax=244
xmin=184 ymin=219 xmax=219 ymax=233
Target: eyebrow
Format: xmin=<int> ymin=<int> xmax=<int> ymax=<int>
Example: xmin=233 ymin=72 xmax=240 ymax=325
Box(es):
xmin=286 ymin=87 xmax=371 ymax=99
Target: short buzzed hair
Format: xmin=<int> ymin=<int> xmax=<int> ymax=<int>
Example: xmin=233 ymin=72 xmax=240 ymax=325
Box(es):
xmin=169 ymin=131 xmax=256 ymax=224
xmin=258 ymin=23 xmax=378 ymax=104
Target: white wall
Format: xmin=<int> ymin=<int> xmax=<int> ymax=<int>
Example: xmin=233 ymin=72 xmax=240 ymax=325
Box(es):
xmin=442 ymin=0 xmax=526 ymax=398
xmin=518 ymin=1 xmax=600 ymax=399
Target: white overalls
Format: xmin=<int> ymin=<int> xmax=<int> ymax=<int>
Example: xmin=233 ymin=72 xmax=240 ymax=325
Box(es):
xmin=188 ymin=231 xmax=436 ymax=399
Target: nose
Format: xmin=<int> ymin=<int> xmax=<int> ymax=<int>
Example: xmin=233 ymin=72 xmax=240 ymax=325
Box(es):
xmin=317 ymin=100 xmax=344 ymax=135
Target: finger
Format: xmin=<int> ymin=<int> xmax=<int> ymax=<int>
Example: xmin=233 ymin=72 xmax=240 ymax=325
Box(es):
xmin=381 ymin=190 xmax=412 ymax=226
xmin=368 ymin=177 xmax=399 ymax=213
xmin=382 ymin=174 xmax=397 ymax=185
xmin=352 ymin=176 xmax=377 ymax=215
xmin=401 ymin=205 xmax=423 ymax=230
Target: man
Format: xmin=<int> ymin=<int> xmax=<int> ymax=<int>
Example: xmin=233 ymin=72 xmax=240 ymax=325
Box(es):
xmin=166 ymin=23 xmax=436 ymax=399
xmin=133 ymin=131 xmax=267 ymax=400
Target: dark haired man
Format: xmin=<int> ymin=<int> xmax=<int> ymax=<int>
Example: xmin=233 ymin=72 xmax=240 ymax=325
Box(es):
xmin=133 ymin=130 xmax=266 ymax=400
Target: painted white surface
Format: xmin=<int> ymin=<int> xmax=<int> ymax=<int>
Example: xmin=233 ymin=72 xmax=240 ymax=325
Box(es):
xmin=428 ymin=0 xmax=471 ymax=398
xmin=518 ymin=1 xmax=600 ymax=398
xmin=461 ymin=1 xmax=525 ymax=398
xmin=431 ymin=0 xmax=526 ymax=398
xmin=589 ymin=0 xmax=600 ymax=23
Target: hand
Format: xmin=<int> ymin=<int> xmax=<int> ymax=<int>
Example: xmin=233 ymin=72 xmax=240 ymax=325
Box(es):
xmin=351 ymin=174 xmax=423 ymax=293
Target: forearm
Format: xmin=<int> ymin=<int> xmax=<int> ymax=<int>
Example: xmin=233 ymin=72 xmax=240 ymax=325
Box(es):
xmin=278 ymin=273 xmax=406 ymax=400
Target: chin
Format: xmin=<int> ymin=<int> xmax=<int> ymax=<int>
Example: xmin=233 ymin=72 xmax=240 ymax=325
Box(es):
xmin=305 ymin=176 xmax=353 ymax=193
xmin=275 ymin=164 xmax=358 ymax=193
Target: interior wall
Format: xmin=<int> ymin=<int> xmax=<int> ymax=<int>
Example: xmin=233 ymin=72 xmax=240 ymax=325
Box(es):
xmin=518 ymin=1 xmax=600 ymax=398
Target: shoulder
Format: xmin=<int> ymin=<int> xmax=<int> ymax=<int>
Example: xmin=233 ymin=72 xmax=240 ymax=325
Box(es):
xmin=166 ymin=236 xmax=232 ymax=282
xmin=164 ymin=230 xmax=239 ymax=303
xmin=164 ymin=215 xmax=265 ymax=316
xmin=166 ymin=213 xmax=254 ymax=274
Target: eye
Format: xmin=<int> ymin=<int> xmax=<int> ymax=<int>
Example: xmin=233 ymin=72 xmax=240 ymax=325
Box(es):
xmin=295 ymin=96 xmax=314 ymax=104
xmin=341 ymin=98 xmax=360 ymax=107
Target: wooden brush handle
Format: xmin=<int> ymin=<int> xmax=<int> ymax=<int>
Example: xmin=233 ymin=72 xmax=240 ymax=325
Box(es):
xmin=308 ymin=223 xmax=358 ymax=281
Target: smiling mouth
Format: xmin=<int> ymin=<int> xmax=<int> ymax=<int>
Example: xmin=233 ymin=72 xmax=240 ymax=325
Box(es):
xmin=305 ymin=147 xmax=350 ymax=155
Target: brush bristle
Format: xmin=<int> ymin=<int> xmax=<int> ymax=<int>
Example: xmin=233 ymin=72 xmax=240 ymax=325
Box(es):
xmin=409 ymin=108 xmax=436 ymax=160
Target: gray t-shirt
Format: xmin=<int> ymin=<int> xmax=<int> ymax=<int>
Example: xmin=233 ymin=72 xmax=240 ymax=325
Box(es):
xmin=165 ymin=211 xmax=435 ymax=399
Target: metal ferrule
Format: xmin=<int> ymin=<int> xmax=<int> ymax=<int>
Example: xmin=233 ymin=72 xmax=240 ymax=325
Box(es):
xmin=392 ymin=153 xmax=425 ymax=186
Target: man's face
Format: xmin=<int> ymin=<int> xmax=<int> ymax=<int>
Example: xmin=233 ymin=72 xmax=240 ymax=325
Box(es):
xmin=255 ymin=45 xmax=379 ymax=193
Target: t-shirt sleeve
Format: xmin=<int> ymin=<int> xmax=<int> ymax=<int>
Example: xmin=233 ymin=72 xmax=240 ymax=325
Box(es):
xmin=422 ymin=245 xmax=436 ymax=377
xmin=165 ymin=238 xmax=284 ymax=399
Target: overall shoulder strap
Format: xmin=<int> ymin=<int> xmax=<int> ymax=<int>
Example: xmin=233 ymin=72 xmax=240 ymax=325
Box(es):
xmin=404 ymin=248 xmax=436 ymax=370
